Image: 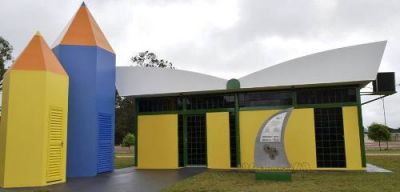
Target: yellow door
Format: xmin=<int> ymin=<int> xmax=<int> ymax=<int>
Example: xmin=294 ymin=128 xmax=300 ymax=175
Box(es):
xmin=46 ymin=107 xmax=64 ymax=182
xmin=206 ymin=112 xmax=231 ymax=169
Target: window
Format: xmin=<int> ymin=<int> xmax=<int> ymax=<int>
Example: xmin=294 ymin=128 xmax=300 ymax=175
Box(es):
xmin=186 ymin=114 xmax=207 ymax=166
xmin=239 ymin=91 xmax=293 ymax=107
xmin=138 ymin=97 xmax=179 ymax=112
xmin=229 ymin=112 xmax=238 ymax=167
xmin=314 ymin=108 xmax=346 ymax=168
xmin=186 ymin=94 xmax=235 ymax=110
xmin=178 ymin=115 xmax=184 ymax=167
xmin=297 ymin=87 xmax=357 ymax=105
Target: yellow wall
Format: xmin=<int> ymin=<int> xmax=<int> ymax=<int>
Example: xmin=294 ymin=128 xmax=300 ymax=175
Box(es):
xmin=240 ymin=109 xmax=316 ymax=170
xmin=138 ymin=114 xmax=178 ymax=169
xmin=240 ymin=107 xmax=362 ymax=171
xmin=284 ymin=109 xmax=317 ymax=169
xmin=343 ymin=106 xmax=363 ymax=170
xmin=2 ymin=71 xmax=47 ymax=187
xmin=133 ymin=106 xmax=361 ymax=170
xmin=206 ymin=112 xmax=230 ymax=169
xmin=0 ymin=72 xmax=10 ymax=185
xmin=0 ymin=71 xmax=68 ymax=187
xmin=239 ymin=110 xmax=279 ymax=168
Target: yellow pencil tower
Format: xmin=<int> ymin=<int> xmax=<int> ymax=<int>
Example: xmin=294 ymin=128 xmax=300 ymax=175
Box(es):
xmin=0 ymin=32 xmax=69 ymax=188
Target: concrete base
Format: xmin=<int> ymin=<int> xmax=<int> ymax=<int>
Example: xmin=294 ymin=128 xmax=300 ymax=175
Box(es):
xmin=366 ymin=163 xmax=392 ymax=173
xmin=2 ymin=167 xmax=205 ymax=192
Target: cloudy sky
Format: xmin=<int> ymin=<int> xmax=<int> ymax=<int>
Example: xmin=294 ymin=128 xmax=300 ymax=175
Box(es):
xmin=1 ymin=0 xmax=399 ymax=128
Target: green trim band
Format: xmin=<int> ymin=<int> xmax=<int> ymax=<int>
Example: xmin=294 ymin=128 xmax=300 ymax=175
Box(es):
xmin=134 ymin=98 xmax=139 ymax=167
xmin=138 ymin=111 xmax=178 ymax=116
xmin=234 ymin=93 xmax=241 ymax=167
xmin=137 ymin=104 xmax=358 ymax=115
xmin=239 ymin=105 xmax=293 ymax=111
xmin=183 ymin=108 xmax=234 ymax=114
xmin=356 ymin=88 xmax=367 ymax=167
xmin=295 ymin=102 xmax=357 ymax=109
xmin=183 ymin=99 xmax=188 ymax=166
xmin=138 ymin=108 xmax=235 ymax=116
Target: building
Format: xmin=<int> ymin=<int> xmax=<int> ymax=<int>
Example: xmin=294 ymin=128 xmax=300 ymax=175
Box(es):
xmin=116 ymin=41 xmax=388 ymax=170
xmin=53 ymin=3 xmax=115 ymax=177
xmin=0 ymin=33 xmax=69 ymax=187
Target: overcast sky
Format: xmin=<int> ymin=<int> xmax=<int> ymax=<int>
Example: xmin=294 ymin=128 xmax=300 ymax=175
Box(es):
xmin=1 ymin=0 xmax=399 ymax=128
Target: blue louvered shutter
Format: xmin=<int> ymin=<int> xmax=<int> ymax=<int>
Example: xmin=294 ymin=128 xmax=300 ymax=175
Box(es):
xmin=97 ymin=113 xmax=113 ymax=173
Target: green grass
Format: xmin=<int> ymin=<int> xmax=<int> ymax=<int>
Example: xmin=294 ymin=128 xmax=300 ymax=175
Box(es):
xmin=366 ymin=149 xmax=400 ymax=154
xmin=163 ymin=156 xmax=400 ymax=192
xmin=114 ymin=155 xmax=135 ymax=169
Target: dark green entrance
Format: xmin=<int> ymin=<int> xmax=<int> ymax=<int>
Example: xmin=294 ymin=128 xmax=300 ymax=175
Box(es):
xmin=314 ymin=107 xmax=346 ymax=168
xmin=186 ymin=114 xmax=207 ymax=166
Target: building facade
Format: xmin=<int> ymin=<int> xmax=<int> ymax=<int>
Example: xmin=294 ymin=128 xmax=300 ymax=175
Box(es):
xmin=116 ymin=41 xmax=388 ymax=171
xmin=133 ymin=86 xmax=363 ymax=170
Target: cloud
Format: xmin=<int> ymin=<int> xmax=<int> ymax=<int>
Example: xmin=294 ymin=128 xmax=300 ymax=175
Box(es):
xmin=0 ymin=0 xmax=399 ymax=128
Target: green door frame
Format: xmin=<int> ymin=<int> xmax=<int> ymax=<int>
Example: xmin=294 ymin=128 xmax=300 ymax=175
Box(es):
xmin=183 ymin=112 xmax=208 ymax=167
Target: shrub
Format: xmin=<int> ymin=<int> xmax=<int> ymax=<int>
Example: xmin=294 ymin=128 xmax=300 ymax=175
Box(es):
xmin=122 ymin=133 xmax=135 ymax=149
xmin=368 ymin=123 xmax=391 ymax=151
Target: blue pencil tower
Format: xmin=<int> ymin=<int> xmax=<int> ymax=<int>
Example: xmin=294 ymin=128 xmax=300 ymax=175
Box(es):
xmin=53 ymin=3 xmax=115 ymax=177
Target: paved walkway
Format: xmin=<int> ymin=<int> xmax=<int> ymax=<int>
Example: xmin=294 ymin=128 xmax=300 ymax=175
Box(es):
xmin=11 ymin=168 xmax=205 ymax=192
xmin=366 ymin=163 xmax=392 ymax=173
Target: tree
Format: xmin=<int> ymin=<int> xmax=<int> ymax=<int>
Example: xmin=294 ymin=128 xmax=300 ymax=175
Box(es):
xmin=0 ymin=36 xmax=13 ymax=81
xmin=368 ymin=123 xmax=391 ymax=151
xmin=115 ymin=92 xmax=135 ymax=145
xmin=130 ymin=50 xmax=174 ymax=69
xmin=122 ymin=133 xmax=135 ymax=149
xmin=114 ymin=51 xmax=175 ymax=145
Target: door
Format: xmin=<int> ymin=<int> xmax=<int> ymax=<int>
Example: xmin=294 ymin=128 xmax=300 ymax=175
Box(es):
xmin=186 ymin=114 xmax=207 ymax=166
xmin=47 ymin=107 xmax=64 ymax=183
xmin=314 ymin=107 xmax=346 ymax=168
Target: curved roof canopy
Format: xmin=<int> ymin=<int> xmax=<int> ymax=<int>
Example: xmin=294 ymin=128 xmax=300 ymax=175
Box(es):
xmin=239 ymin=41 xmax=387 ymax=89
xmin=116 ymin=41 xmax=387 ymax=97
xmin=116 ymin=66 xmax=227 ymax=96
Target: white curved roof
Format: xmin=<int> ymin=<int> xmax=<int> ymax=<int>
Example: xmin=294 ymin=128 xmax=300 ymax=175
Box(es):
xmin=116 ymin=41 xmax=387 ymax=96
xmin=116 ymin=66 xmax=227 ymax=96
xmin=239 ymin=41 xmax=387 ymax=89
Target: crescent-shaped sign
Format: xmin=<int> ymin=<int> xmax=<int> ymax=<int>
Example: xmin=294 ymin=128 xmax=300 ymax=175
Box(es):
xmin=254 ymin=108 xmax=293 ymax=168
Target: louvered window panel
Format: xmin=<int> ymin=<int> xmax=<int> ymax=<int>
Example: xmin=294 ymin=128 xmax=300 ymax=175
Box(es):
xmin=97 ymin=113 xmax=113 ymax=173
xmin=47 ymin=107 xmax=63 ymax=182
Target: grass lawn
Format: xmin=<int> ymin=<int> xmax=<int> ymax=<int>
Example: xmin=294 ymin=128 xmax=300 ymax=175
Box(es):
xmin=114 ymin=153 xmax=135 ymax=169
xmin=163 ymin=156 xmax=399 ymax=192
xmin=366 ymin=149 xmax=400 ymax=154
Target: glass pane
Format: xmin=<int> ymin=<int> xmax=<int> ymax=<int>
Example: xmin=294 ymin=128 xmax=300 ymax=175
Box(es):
xmin=239 ymin=91 xmax=293 ymax=107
